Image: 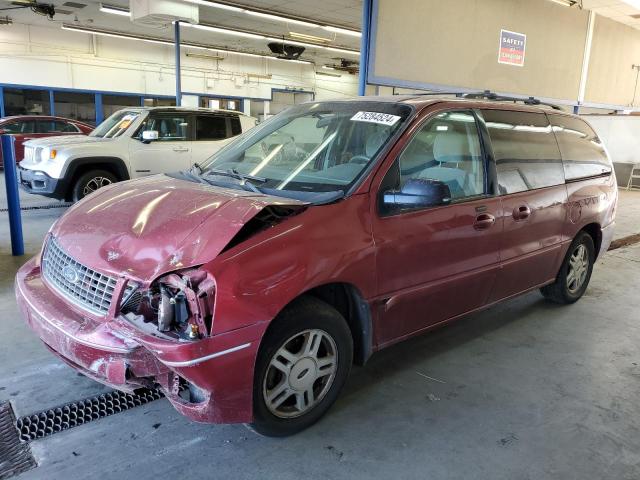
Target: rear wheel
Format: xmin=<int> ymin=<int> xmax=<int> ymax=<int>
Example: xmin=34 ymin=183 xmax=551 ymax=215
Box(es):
xmin=540 ymin=231 xmax=595 ymax=304
xmin=251 ymin=296 xmax=353 ymax=437
xmin=71 ymin=170 xmax=116 ymax=202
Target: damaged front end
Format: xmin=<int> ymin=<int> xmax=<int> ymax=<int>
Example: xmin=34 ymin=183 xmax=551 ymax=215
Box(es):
xmin=121 ymin=269 xmax=216 ymax=341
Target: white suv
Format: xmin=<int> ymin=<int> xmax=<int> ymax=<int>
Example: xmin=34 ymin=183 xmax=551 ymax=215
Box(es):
xmin=18 ymin=107 xmax=257 ymax=201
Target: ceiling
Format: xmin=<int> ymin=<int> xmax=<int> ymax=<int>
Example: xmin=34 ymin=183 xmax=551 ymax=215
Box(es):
xmin=0 ymin=0 xmax=363 ymax=65
xmin=581 ymin=0 xmax=640 ymax=29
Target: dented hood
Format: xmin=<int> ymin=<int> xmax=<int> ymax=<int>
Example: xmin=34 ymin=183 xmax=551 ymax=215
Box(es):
xmin=51 ymin=176 xmax=306 ymax=282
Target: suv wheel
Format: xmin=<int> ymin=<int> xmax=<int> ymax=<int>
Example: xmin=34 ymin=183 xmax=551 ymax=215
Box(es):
xmin=251 ymin=296 xmax=353 ymax=437
xmin=72 ymin=170 xmax=117 ymax=202
xmin=540 ymin=231 xmax=595 ymax=304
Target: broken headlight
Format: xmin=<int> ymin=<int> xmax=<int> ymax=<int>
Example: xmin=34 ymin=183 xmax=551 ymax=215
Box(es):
xmin=121 ymin=269 xmax=215 ymax=340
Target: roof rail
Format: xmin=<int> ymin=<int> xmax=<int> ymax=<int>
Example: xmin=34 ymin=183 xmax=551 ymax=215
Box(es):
xmin=406 ymin=89 xmax=563 ymax=110
xmin=461 ymin=90 xmax=564 ymax=110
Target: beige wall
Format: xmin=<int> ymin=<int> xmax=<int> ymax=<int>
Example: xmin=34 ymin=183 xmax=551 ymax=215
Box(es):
xmin=585 ymin=15 xmax=640 ymax=107
xmin=372 ymin=0 xmax=589 ymax=101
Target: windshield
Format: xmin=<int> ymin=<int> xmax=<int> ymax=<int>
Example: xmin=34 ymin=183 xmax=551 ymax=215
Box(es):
xmin=90 ymin=110 xmax=141 ymax=139
xmin=199 ymin=102 xmax=413 ymax=199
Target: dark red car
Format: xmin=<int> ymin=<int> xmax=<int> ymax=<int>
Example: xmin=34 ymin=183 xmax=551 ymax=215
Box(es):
xmin=0 ymin=115 xmax=93 ymax=168
xmin=15 ymin=96 xmax=617 ymax=436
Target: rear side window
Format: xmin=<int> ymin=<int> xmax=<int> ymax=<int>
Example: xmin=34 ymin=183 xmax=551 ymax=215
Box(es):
xmin=196 ymin=115 xmax=227 ymax=141
xmin=54 ymin=121 xmax=79 ymax=132
xmin=548 ymin=115 xmax=611 ymax=181
xmin=482 ymin=110 xmax=564 ymax=194
xmin=230 ymin=116 xmax=242 ymax=136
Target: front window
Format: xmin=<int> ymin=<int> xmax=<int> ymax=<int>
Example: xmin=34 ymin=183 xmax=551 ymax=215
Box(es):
xmin=90 ymin=110 xmax=141 ymax=139
xmin=199 ymin=102 xmax=413 ymax=200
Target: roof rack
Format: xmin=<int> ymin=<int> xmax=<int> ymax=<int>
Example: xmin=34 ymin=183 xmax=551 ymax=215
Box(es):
xmin=407 ymin=89 xmax=563 ymax=110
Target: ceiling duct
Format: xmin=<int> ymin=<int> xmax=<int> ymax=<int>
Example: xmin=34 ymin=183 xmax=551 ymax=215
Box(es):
xmin=129 ymin=0 xmax=198 ymax=27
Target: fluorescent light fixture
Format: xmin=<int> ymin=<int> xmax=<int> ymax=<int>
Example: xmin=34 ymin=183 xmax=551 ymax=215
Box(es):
xmin=245 ymin=10 xmax=320 ymax=28
xmin=192 ymin=23 xmax=265 ymax=39
xmin=99 ymin=4 xmax=131 ymax=16
xmin=322 ymin=65 xmax=336 ymax=70
xmin=182 ymin=0 xmax=244 ymax=12
xmin=324 ymin=46 xmax=359 ymax=56
xmin=547 ymin=0 xmax=575 ymax=6
xmin=621 ymin=0 xmax=640 ymax=9
xmin=289 ymin=31 xmax=332 ymax=43
xmin=322 ymin=25 xmax=361 ymax=37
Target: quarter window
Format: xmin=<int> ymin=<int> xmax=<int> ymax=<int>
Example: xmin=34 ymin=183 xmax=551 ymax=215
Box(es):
xmin=396 ymin=111 xmax=485 ymax=201
xmin=195 ymin=115 xmax=227 ymax=141
xmin=548 ymin=115 xmax=611 ymax=181
xmin=482 ymin=110 xmax=564 ymax=194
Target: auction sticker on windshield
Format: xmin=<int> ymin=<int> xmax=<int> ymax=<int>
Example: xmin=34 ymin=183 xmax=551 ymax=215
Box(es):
xmin=351 ymin=111 xmax=401 ymax=126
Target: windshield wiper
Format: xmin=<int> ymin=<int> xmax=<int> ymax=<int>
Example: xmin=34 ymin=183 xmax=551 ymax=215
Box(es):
xmin=203 ymin=169 xmax=267 ymax=194
xmin=205 ymin=168 xmax=267 ymax=183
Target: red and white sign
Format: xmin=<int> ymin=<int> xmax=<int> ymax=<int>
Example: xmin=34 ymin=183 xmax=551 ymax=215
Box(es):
xmin=498 ymin=29 xmax=526 ymax=67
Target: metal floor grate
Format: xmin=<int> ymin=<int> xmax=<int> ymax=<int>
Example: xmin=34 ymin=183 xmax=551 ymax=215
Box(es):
xmin=0 ymin=402 xmax=37 ymax=479
xmin=15 ymin=388 xmax=164 ymax=443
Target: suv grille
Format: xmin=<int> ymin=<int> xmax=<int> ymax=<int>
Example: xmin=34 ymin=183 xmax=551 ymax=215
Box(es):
xmin=42 ymin=237 xmax=136 ymax=316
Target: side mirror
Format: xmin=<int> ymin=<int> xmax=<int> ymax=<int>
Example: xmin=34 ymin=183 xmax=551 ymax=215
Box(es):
xmin=383 ymin=178 xmax=451 ymax=210
xmin=142 ymin=130 xmax=159 ymax=143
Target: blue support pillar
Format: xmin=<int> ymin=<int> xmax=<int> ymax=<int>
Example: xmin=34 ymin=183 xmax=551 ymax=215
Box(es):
xmin=49 ymin=90 xmax=55 ymax=116
xmin=0 ymin=86 xmax=5 ymax=118
xmin=573 ymin=105 xmax=579 ymax=114
xmin=358 ymin=0 xmax=373 ymax=96
xmin=95 ymin=93 xmax=104 ymax=125
xmin=175 ymin=21 xmax=182 ymax=106
xmin=1 ymin=135 xmax=24 ymax=256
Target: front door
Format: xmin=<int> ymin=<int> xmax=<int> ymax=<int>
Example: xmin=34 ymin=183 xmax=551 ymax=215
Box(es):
xmin=478 ymin=109 xmax=568 ymax=302
xmin=371 ymin=110 xmax=503 ymax=346
xmin=129 ymin=112 xmax=193 ymax=177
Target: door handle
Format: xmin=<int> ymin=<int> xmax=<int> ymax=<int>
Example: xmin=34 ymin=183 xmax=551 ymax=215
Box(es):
xmin=513 ymin=205 xmax=531 ymax=221
xmin=473 ymin=213 xmax=496 ymax=230
xmin=172 ymin=146 xmax=189 ymax=152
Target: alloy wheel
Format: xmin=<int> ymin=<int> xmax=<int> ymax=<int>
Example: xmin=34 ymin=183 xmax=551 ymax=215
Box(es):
xmin=83 ymin=176 xmax=113 ymax=196
xmin=263 ymin=329 xmax=338 ymax=419
xmin=566 ymin=244 xmax=589 ymax=294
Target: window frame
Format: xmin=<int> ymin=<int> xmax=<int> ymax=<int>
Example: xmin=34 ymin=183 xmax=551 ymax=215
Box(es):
xmin=377 ymin=108 xmax=493 ymax=217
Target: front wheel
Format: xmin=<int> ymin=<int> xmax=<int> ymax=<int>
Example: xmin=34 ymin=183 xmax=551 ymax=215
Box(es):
xmin=71 ymin=170 xmax=117 ymax=202
xmin=251 ymin=297 xmax=353 ymax=437
xmin=540 ymin=231 xmax=595 ymax=304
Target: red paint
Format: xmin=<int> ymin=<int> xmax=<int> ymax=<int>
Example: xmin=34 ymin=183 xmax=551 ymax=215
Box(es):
xmin=0 ymin=115 xmax=93 ymax=166
xmin=15 ymin=99 xmax=618 ymax=424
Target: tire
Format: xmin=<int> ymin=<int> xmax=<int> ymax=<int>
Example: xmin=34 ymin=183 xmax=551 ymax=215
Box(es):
xmin=251 ymin=296 xmax=353 ymax=437
xmin=71 ymin=169 xmax=117 ymax=202
xmin=540 ymin=231 xmax=595 ymax=305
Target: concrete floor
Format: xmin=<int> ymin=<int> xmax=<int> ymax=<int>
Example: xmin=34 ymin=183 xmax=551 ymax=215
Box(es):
xmin=1 ymin=177 xmax=640 ymax=480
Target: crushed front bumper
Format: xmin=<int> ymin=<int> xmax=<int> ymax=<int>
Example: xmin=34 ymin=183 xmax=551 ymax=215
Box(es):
xmin=15 ymin=258 xmax=264 ymax=424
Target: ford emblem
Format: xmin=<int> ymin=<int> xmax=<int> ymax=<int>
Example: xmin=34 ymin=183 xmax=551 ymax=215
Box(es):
xmin=62 ymin=265 xmax=81 ymax=285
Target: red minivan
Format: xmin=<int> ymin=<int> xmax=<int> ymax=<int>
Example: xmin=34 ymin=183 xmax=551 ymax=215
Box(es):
xmin=0 ymin=115 xmax=93 ymax=168
xmin=15 ymin=96 xmax=617 ymax=436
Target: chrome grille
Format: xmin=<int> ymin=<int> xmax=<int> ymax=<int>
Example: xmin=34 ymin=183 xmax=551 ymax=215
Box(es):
xmin=42 ymin=237 xmax=136 ymax=316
